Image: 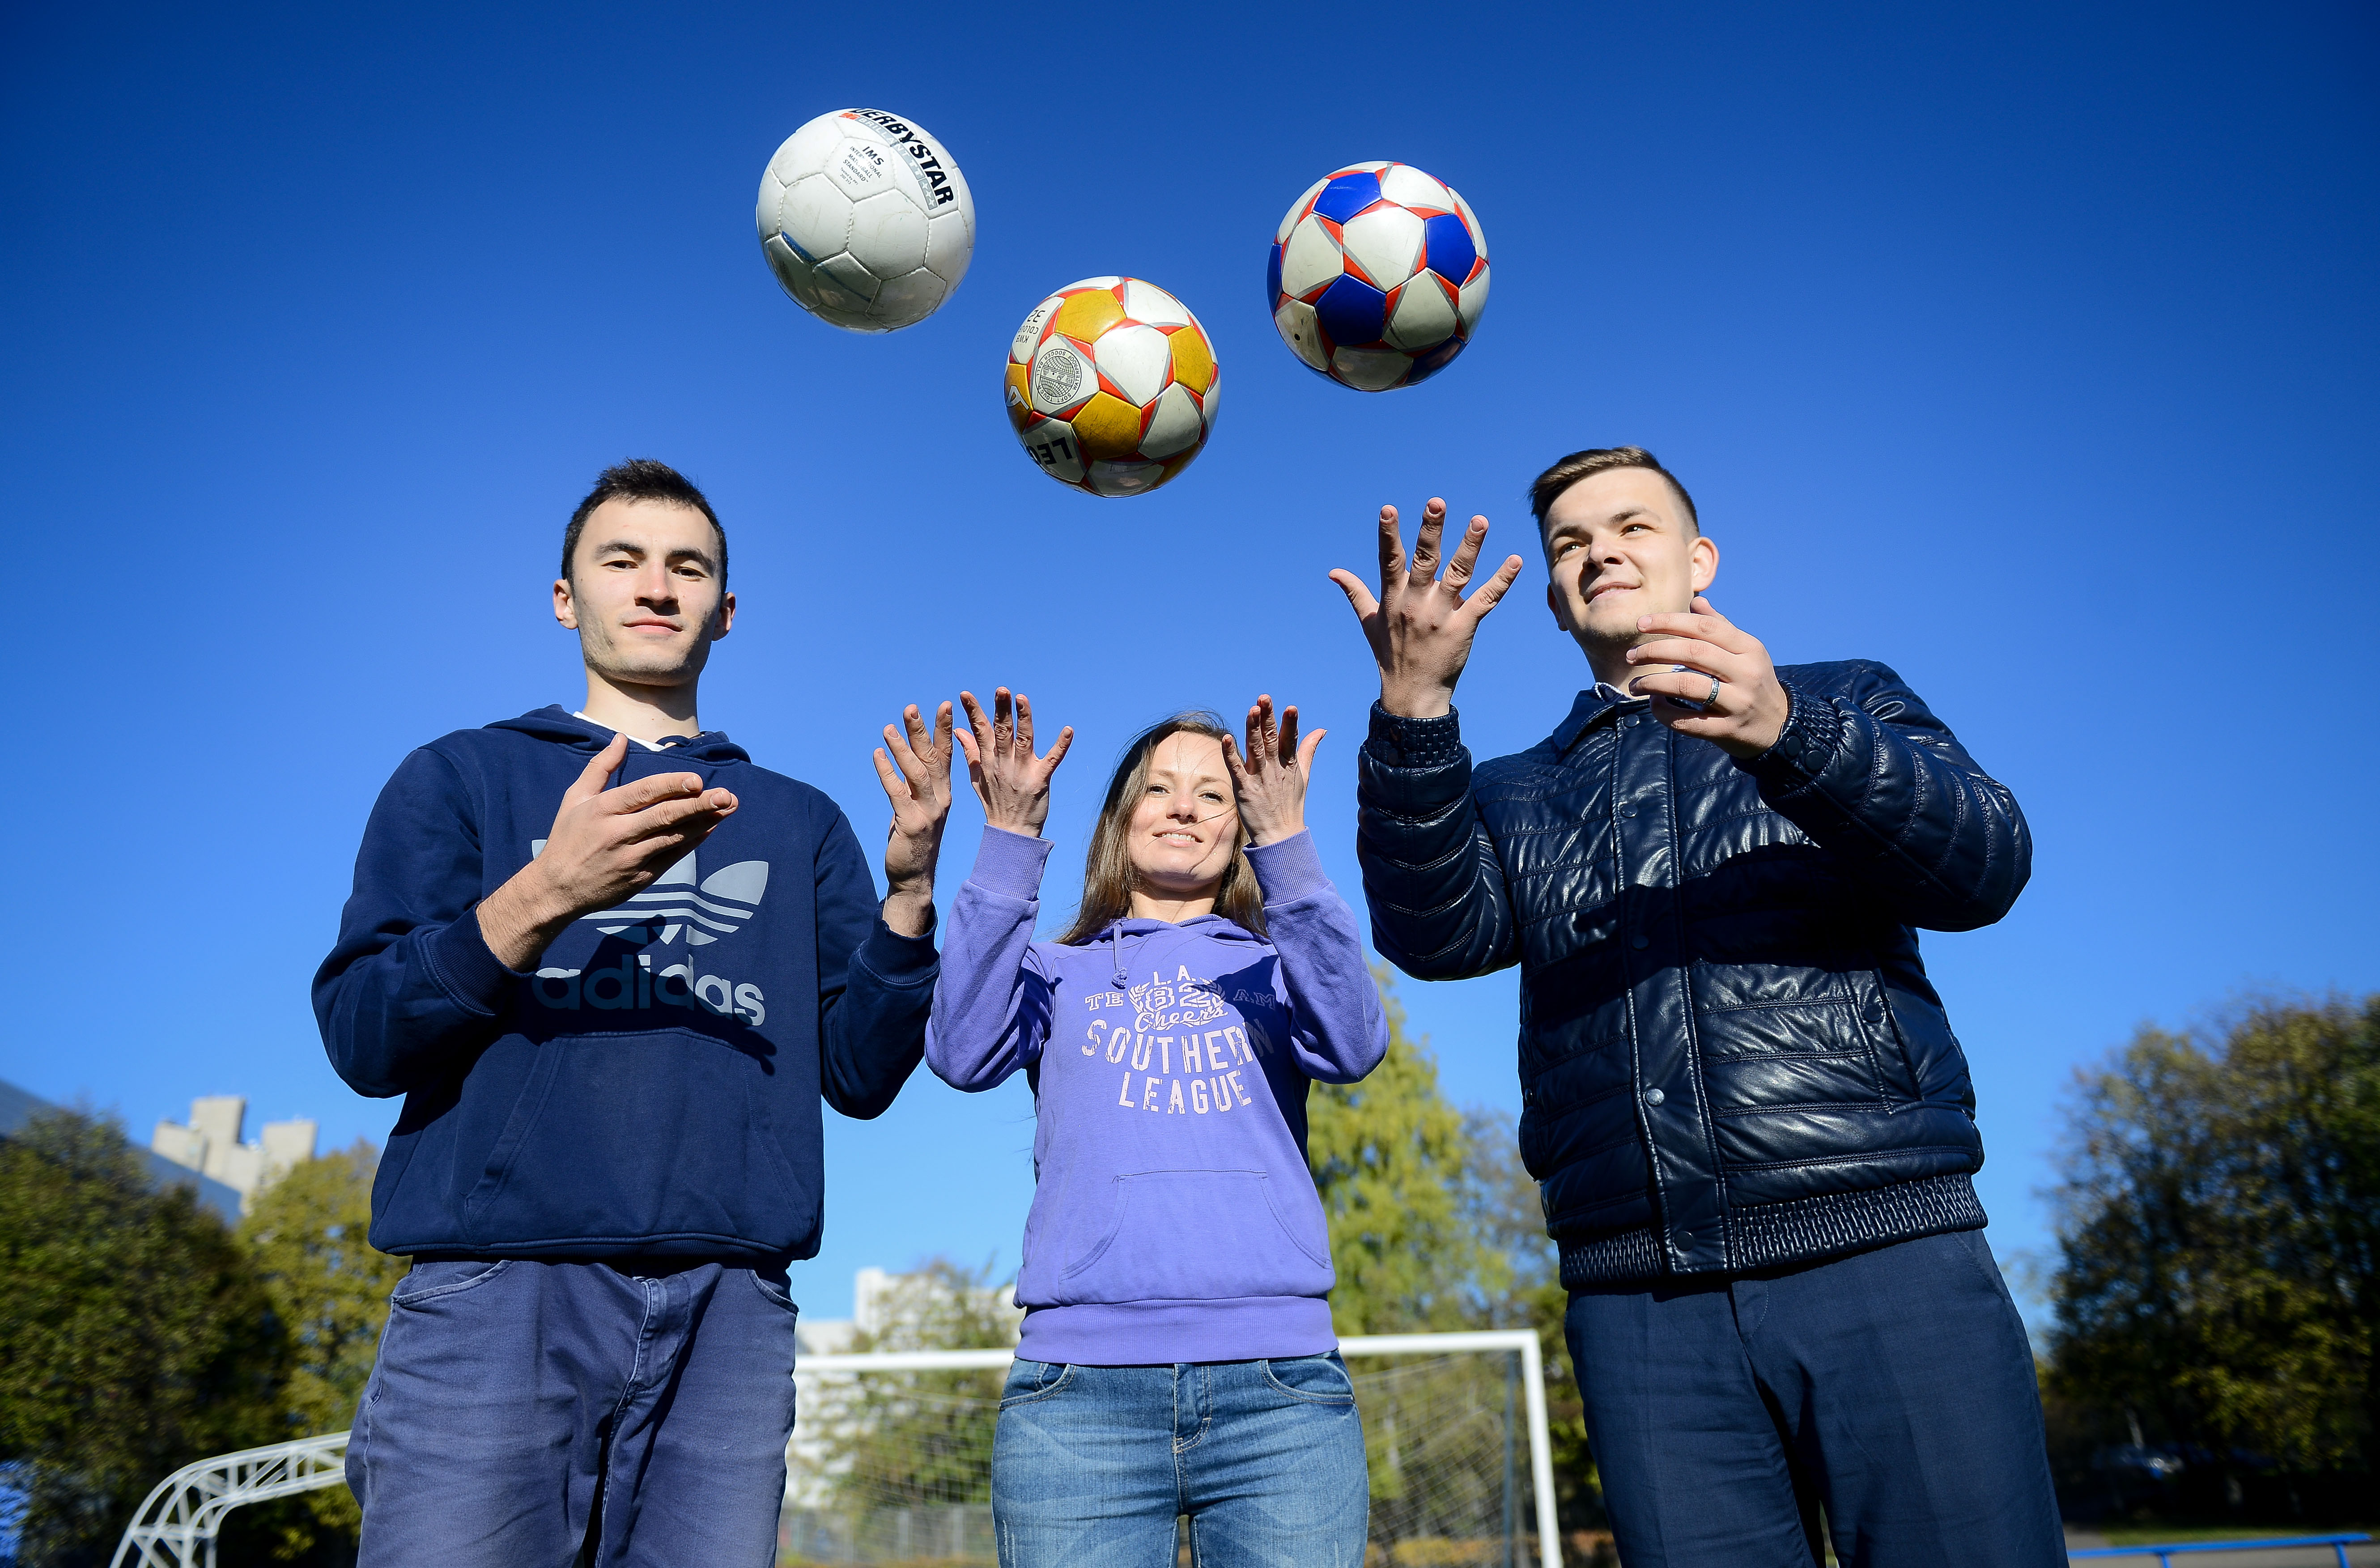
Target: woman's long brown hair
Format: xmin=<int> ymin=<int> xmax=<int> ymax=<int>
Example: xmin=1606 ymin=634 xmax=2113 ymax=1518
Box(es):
xmin=1056 ymin=713 xmax=1267 ymax=945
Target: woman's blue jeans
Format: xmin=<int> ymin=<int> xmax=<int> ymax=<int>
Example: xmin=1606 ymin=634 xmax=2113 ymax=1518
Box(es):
xmin=992 ymin=1353 xmax=1370 ymax=1568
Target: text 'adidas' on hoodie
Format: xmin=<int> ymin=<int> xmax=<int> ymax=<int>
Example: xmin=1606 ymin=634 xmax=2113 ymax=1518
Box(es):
xmin=926 ymin=827 xmax=1388 ymax=1364
xmin=313 ymin=707 xmax=937 ymax=1262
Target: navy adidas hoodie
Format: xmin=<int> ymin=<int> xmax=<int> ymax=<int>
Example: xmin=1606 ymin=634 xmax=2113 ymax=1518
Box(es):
xmin=313 ymin=707 xmax=937 ymax=1262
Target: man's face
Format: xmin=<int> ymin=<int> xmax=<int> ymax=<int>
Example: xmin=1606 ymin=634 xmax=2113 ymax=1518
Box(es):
xmin=1542 ymin=467 xmax=1719 ymax=654
xmin=553 ymin=499 xmax=733 ymax=688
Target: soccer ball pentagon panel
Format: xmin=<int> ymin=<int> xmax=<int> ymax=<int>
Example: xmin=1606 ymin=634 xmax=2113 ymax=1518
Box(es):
xmin=1006 ymin=278 xmax=1219 ymax=498
xmin=756 ymin=108 xmax=975 ymax=332
xmin=1267 ymin=162 xmax=1488 ymax=391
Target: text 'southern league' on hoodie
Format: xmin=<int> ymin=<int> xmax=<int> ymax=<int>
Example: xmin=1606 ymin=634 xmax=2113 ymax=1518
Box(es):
xmin=313 ymin=707 xmax=938 ymax=1262
xmin=927 ymin=825 xmax=1389 ymax=1365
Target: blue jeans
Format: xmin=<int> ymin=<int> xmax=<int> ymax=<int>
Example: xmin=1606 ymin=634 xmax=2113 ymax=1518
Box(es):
xmin=992 ymin=1354 xmax=1368 ymax=1568
xmin=1566 ymin=1229 xmax=2065 ymax=1568
xmin=347 ymin=1257 xmax=800 ymax=1568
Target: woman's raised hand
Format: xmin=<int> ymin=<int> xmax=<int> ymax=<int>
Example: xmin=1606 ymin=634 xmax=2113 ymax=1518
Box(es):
xmin=957 ymin=688 xmax=1073 ymax=837
xmin=870 ymin=701 xmax=955 ymax=938
xmin=1223 ymin=694 xmax=1324 ymax=847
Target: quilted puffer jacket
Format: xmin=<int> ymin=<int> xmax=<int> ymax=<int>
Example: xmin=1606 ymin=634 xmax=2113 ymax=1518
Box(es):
xmin=1356 ymin=662 xmax=2029 ymax=1286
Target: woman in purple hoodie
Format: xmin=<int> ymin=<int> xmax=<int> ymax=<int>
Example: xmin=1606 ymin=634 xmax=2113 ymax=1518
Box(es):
xmin=921 ymin=686 xmax=1388 ymax=1568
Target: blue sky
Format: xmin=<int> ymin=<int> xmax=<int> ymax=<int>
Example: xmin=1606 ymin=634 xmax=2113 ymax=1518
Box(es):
xmin=3 ymin=1 xmax=2373 ymax=1320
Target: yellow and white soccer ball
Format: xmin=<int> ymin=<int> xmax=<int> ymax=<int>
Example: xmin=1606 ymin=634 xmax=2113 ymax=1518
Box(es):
xmin=756 ymin=108 xmax=974 ymax=332
xmin=1005 ymin=277 xmax=1219 ymax=498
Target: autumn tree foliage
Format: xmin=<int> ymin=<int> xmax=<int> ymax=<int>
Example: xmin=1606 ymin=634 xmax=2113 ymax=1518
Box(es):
xmin=2048 ymin=994 xmax=2378 ymax=1514
xmin=227 ymin=1143 xmax=407 ymax=1560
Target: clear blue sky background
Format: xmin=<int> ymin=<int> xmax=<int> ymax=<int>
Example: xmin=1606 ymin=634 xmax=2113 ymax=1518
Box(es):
xmin=4 ymin=2 xmax=2374 ymax=1320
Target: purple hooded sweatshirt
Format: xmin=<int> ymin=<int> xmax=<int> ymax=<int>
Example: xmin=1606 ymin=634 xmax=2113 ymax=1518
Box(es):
xmin=926 ymin=825 xmax=1389 ymax=1365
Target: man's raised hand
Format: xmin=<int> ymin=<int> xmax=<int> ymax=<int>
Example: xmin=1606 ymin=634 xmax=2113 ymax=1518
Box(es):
xmin=1329 ymin=497 xmax=1525 ymax=718
xmin=956 ymin=688 xmax=1072 ymax=837
xmin=1221 ymin=694 xmax=1323 ymax=847
xmin=476 ymin=733 xmax=740 ymax=970
xmin=872 ymin=702 xmax=955 ymax=938
xmin=1623 ymin=595 xmax=1791 ymax=758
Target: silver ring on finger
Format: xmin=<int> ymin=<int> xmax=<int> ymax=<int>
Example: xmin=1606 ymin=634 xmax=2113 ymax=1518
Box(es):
xmin=1705 ymin=674 xmax=1722 ymax=707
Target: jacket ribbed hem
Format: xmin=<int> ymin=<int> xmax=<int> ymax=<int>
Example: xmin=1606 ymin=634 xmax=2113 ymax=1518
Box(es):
xmin=1558 ymin=1173 xmax=1987 ymax=1288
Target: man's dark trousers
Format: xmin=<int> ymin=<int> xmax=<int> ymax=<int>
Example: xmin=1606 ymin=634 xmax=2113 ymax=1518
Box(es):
xmin=348 ymin=1256 xmax=799 ymax=1567
xmin=1566 ymin=1230 xmax=2066 ymax=1568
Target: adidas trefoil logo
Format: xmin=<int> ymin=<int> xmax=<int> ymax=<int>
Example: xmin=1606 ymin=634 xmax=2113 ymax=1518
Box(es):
xmin=529 ymin=841 xmax=769 ymax=947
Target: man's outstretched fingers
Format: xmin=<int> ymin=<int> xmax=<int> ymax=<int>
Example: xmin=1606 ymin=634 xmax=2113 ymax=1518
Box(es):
xmin=1327 ymin=568 xmax=1382 ymax=620
xmin=593 ymin=770 xmax=708 ymax=816
xmin=1411 ymin=497 xmax=1448 ymax=577
xmin=1442 ymin=516 xmax=1491 ymax=586
xmin=561 ymin=734 xmax=630 ymax=808
xmin=1376 ymin=504 xmax=1406 ymax=581
xmin=626 ymin=787 xmax=736 ymax=833
xmin=1462 ymin=555 xmax=1526 ymax=619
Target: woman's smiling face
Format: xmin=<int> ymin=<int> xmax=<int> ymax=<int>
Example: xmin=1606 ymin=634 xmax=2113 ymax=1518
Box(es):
xmin=1126 ymin=731 xmax=1239 ymax=899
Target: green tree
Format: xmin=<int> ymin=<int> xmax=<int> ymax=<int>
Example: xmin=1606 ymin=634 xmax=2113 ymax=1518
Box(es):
xmin=227 ymin=1143 xmax=405 ymax=1560
xmin=2048 ymin=995 xmax=2379 ymax=1506
xmin=1307 ymin=974 xmax=1609 ymax=1555
xmin=812 ymin=1258 xmax=1019 ymax=1515
xmin=0 ymin=1108 xmax=285 ymax=1567
xmin=1307 ymin=968 xmax=1504 ymax=1335
xmin=1455 ymin=1109 xmax=1606 ymax=1545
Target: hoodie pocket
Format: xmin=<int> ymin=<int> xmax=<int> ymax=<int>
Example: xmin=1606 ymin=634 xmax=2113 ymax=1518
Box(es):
xmin=459 ymin=1028 xmax=812 ymax=1250
xmin=1055 ymin=1170 xmax=1334 ymax=1305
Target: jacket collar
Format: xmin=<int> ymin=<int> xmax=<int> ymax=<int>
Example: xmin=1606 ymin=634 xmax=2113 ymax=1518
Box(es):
xmin=1549 ymin=684 xmax=1647 ymax=756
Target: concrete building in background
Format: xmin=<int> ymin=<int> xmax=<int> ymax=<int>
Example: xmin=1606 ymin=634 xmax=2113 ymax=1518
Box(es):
xmin=150 ymin=1096 xmax=316 ymax=1213
xmin=0 ymin=1077 xmax=245 ymax=1222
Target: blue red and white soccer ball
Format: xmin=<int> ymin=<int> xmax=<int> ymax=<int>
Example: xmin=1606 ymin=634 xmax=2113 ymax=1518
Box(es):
xmin=1267 ymin=162 xmax=1489 ymax=391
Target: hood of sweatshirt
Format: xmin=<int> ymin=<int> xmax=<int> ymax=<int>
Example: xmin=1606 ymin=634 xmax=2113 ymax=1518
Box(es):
xmin=485 ymin=705 xmax=752 ymax=768
xmin=1075 ymin=911 xmax=1271 ymax=992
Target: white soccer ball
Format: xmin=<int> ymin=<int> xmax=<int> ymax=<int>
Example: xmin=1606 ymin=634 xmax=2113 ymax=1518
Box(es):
xmin=756 ymin=109 xmax=975 ymax=333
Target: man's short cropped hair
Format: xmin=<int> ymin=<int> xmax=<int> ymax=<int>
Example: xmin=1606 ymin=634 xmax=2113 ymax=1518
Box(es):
xmin=1527 ymin=446 xmax=1699 ymax=535
xmin=561 ymin=459 xmax=727 ymax=585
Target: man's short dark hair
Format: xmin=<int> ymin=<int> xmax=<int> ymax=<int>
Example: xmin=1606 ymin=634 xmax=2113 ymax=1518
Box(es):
xmin=1527 ymin=446 xmax=1699 ymax=536
xmin=561 ymin=459 xmax=727 ymax=584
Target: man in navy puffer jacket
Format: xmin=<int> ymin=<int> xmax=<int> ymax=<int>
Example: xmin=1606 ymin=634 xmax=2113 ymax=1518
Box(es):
xmin=1333 ymin=447 xmax=2062 ymax=1567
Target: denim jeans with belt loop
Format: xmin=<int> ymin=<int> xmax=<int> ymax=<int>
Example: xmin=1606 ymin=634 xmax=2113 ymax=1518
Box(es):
xmin=347 ymin=1255 xmax=800 ymax=1568
xmin=991 ymin=1352 xmax=1369 ymax=1568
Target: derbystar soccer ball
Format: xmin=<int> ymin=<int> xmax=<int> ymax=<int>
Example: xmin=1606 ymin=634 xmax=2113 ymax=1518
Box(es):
xmin=756 ymin=108 xmax=975 ymax=332
xmin=1005 ymin=277 xmax=1219 ymax=498
xmin=1267 ymin=161 xmax=1488 ymax=391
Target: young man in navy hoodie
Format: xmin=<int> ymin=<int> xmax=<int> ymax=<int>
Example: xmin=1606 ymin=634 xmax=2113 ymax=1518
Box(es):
xmin=316 ymin=459 xmax=955 ymax=1567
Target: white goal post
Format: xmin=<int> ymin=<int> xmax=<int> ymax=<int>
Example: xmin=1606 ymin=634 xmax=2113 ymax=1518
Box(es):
xmin=103 ymin=1330 xmax=1564 ymax=1568
xmin=794 ymin=1328 xmax=1561 ymax=1568
xmin=108 ymin=1431 xmax=350 ymax=1568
